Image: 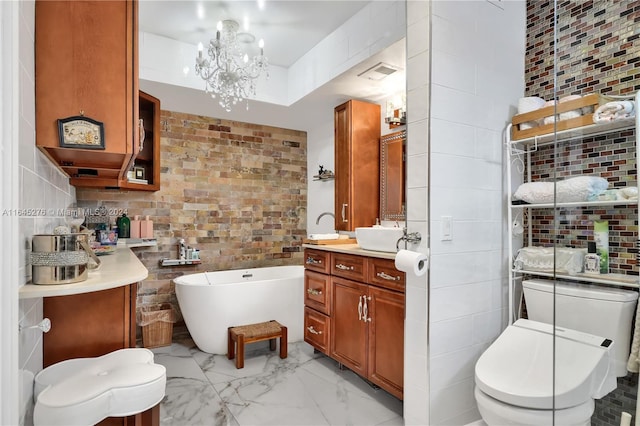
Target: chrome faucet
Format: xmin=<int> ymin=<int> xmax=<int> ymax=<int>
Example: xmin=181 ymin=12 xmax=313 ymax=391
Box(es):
xmin=316 ymin=211 xmax=335 ymax=225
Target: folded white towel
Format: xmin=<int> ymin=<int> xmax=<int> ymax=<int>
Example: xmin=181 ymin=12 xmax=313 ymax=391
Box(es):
xmin=308 ymin=233 xmax=339 ymax=240
xmin=594 ymin=100 xmax=635 ymax=123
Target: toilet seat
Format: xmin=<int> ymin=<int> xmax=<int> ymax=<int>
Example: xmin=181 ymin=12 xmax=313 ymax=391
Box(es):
xmin=475 ymin=319 xmax=616 ymax=410
xmin=34 ymin=348 xmax=166 ymax=426
xmin=474 ymin=386 xmax=593 ymax=426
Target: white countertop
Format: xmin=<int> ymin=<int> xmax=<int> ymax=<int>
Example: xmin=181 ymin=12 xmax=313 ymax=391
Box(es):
xmin=302 ymin=243 xmax=398 ymax=260
xmin=19 ymin=248 xmax=148 ymax=299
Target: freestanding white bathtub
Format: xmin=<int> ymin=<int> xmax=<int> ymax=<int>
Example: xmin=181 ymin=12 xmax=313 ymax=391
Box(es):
xmin=174 ymin=265 xmax=304 ymax=354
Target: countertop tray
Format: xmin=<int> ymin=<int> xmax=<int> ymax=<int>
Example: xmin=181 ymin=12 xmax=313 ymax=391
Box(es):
xmin=303 ymin=238 xmax=357 ymax=245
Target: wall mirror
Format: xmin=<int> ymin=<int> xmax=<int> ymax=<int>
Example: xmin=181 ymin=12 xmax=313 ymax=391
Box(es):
xmin=380 ymin=129 xmax=406 ymax=221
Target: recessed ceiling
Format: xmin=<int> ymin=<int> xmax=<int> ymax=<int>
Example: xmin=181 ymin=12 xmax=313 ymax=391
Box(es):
xmin=138 ymin=0 xmax=406 ymax=129
xmin=139 ymin=1 xmax=370 ymax=68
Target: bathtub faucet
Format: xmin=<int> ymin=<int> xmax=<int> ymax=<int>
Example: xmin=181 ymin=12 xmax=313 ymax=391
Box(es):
xmin=316 ymin=211 xmax=335 ymax=225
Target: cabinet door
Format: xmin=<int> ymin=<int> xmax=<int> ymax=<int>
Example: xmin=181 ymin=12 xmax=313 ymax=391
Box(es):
xmin=330 ymin=277 xmax=368 ymax=375
xmin=119 ymin=90 xmax=161 ymax=191
xmin=35 ymin=0 xmax=138 ymax=186
xmin=334 ymin=102 xmax=352 ymax=231
xmin=367 ymin=285 xmax=404 ymax=400
xmin=334 ymin=100 xmax=381 ymax=231
xmin=43 ymin=284 xmax=136 ymax=368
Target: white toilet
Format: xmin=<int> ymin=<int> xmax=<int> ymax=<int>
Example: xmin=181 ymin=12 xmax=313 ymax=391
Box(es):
xmin=475 ymin=279 xmax=638 ymax=426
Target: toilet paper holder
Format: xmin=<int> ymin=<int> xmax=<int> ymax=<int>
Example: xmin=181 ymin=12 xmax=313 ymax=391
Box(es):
xmin=396 ymin=229 xmax=422 ymax=250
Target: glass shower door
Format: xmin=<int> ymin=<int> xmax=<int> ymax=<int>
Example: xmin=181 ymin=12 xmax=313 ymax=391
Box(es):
xmin=546 ymin=1 xmax=640 ymax=424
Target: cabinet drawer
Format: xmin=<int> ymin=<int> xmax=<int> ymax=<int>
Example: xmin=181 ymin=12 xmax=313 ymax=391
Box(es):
xmin=304 ymin=307 xmax=330 ymax=354
xmin=331 ymin=252 xmax=366 ymax=281
xmin=304 ymin=248 xmax=330 ymax=274
xmin=367 ymin=258 xmax=405 ymax=293
xmin=304 ymin=270 xmax=332 ymax=315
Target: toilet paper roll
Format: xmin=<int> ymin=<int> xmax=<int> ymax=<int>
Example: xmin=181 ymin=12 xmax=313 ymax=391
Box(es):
xmin=395 ymin=249 xmax=428 ymax=277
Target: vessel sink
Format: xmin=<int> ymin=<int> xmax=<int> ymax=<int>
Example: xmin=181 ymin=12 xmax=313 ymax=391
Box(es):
xmin=355 ymin=227 xmax=404 ymax=253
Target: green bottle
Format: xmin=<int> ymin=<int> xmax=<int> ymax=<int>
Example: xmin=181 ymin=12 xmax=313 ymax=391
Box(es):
xmin=117 ymin=213 xmax=131 ymax=238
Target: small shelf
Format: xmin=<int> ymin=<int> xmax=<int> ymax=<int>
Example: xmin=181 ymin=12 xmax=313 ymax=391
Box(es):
xmin=313 ymin=174 xmax=335 ymax=181
xmin=117 ymin=238 xmax=157 ymax=248
xmin=160 ymin=258 xmax=202 ymax=267
xmin=511 ymin=199 xmax=638 ymax=209
xmin=512 ymin=269 xmax=639 ymax=289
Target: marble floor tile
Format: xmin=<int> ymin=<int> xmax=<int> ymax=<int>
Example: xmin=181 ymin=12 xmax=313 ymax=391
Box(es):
xmin=153 ymin=341 xmax=404 ymax=426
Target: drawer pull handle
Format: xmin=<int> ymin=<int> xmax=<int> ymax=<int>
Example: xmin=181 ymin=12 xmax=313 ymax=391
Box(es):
xmin=307 ymin=326 xmax=322 ymax=335
xmin=307 ymin=288 xmax=323 ymax=296
xmin=358 ymin=296 xmax=363 ymax=320
xmin=306 ymin=257 xmax=322 ymax=265
xmin=336 ymin=263 xmax=354 ymax=271
xmin=377 ymin=271 xmax=400 ymax=281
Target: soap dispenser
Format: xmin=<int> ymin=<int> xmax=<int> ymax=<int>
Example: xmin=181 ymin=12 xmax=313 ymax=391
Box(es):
xmin=584 ymin=241 xmax=600 ymax=275
xmin=116 ymin=214 xmax=130 ymax=238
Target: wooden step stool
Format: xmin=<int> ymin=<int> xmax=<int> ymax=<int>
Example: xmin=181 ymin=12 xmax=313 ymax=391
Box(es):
xmin=227 ymin=320 xmax=287 ymax=369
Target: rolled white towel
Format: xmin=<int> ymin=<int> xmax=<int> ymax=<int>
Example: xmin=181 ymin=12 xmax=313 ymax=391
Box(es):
xmin=594 ymin=100 xmax=636 ymax=123
xmin=541 ymin=100 xmax=557 ymax=125
xmin=558 ymin=95 xmax=583 ymax=121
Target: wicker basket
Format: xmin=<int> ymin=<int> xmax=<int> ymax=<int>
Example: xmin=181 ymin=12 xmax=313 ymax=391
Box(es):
xmin=139 ymin=304 xmax=175 ymax=348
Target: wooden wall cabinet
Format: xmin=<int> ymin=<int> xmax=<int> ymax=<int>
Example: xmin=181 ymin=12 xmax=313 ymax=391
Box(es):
xmin=35 ymin=1 xmax=158 ymax=191
xmin=334 ymin=100 xmax=381 ymax=231
xmin=303 ymin=248 xmax=404 ymax=399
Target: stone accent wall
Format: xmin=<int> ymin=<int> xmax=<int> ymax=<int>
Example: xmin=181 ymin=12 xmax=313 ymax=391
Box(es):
xmin=524 ymin=2 xmax=639 ymax=424
xmin=77 ymin=110 xmax=307 ymax=334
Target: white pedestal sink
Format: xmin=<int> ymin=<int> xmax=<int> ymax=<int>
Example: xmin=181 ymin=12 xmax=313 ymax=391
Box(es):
xmin=355 ymin=227 xmax=404 ymax=253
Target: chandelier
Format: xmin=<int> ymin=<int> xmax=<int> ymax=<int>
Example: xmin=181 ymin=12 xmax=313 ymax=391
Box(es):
xmin=195 ymin=20 xmax=269 ymax=111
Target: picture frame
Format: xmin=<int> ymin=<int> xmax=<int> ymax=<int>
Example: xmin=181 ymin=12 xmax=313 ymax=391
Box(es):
xmin=58 ymin=116 xmax=105 ymax=149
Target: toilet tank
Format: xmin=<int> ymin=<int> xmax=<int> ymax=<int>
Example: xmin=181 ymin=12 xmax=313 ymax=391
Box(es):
xmin=523 ymin=279 xmax=638 ymax=377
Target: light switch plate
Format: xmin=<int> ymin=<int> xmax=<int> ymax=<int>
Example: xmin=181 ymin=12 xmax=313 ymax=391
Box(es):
xmin=441 ymin=216 xmax=452 ymax=241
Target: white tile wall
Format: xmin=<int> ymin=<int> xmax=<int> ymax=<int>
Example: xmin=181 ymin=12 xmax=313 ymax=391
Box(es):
xmin=404 ymin=0 xmax=430 ymax=424
xmin=16 ymin=1 xmax=76 ymax=423
xmin=426 ymin=1 xmax=525 ymax=424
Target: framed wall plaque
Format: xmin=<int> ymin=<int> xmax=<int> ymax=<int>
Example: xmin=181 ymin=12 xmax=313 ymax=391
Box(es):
xmin=58 ymin=116 xmax=105 ymax=149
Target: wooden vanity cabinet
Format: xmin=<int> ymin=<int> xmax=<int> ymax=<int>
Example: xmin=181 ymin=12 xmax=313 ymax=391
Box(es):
xmin=303 ymin=248 xmax=405 ymax=399
xmin=334 ymin=100 xmax=381 ymax=231
xmin=304 ymin=249 xmax=332 ymax=352
xmin=35 ymin=1 xmax=154 ymax=190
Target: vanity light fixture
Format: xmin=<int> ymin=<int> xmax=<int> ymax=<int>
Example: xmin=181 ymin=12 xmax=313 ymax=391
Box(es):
xmin=195 ymin=19 xmax=269 ymax=111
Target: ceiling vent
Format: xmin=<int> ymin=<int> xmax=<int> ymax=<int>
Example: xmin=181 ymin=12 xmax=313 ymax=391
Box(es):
xmin=357 ymin=62 xmax=400 ymax=81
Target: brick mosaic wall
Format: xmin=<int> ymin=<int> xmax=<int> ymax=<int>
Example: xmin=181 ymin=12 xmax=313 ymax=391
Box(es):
xmin=77 ymin=110 xmax=307 ymax=334
xmin=524 ymin=0 xmax=640 ymax=277
xmin=524 ymin=2 xmax=640 ymax=424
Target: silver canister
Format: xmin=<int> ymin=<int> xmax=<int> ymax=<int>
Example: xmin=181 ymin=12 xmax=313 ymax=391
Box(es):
xmin=30 ymin=234 xmax=101 ymax=285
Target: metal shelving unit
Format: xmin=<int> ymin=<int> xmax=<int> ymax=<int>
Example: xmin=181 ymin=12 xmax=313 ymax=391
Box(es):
xmin=506 ymin=91 xmax=640 ymax=323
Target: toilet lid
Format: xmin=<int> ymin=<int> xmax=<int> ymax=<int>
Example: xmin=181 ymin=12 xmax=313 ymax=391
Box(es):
xmin=475 ymin=319 xmax=616 ymax=410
